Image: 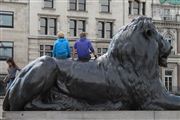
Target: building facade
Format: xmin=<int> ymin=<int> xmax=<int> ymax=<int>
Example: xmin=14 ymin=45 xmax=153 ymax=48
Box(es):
xmin=28 ymin=0 xmax=152 ymax=61
xmin=0 ymin=0 xmax=29 ymax=82
xmin=152 ymin=0 xmax=180 ymax=93
xmin=0 ymin=0 xmax=179 ymax=94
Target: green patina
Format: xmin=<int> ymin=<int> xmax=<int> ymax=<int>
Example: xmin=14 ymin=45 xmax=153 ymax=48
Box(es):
xmin=160 ymin=0 xmax=180 ymax=5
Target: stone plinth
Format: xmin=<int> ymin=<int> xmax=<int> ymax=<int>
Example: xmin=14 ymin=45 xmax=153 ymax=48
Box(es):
xmin=2 ymin=111 xmax=180 ymax=120
xmin=0 ymin=97 xmax=4 ymax=120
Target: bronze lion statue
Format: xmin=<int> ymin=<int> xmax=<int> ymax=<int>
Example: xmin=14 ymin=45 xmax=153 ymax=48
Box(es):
xmin=3 ymin=16 xmax=180 ymax=111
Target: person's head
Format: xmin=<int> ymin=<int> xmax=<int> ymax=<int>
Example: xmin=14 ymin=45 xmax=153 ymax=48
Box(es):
xmin=80 ymin=32 xmax=87 ymax=38
xmin=57 ymin=31 xmax=64 ymax=38
xmin=6 ymin=58 xmax=17 ymax=68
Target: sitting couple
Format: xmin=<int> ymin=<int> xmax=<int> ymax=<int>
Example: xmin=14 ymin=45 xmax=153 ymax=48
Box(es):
xmin=53 ymin=32 xmax=97 ymax=62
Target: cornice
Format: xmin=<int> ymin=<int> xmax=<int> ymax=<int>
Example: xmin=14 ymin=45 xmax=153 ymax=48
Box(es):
xmin=153 ymin=20 xmax=180 ymax=29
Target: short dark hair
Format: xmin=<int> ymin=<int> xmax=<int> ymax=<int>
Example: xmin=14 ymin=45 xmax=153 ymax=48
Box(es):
xmin=80 ymin=32 xmax=87 ymax=38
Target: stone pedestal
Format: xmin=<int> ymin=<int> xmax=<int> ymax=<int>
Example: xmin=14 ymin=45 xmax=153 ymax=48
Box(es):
xmin=0 ymin=97 xmax=4 ymax=120
xmin=2 ymin=111 xmax=180 ymax=120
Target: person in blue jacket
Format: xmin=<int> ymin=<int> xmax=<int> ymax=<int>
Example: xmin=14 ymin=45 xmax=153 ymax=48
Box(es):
xmin=53 ymin=32 xmax=71 ymax=59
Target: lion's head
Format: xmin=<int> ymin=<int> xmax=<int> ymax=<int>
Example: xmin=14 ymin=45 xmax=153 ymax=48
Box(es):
xmin=107 ymin=16 xmax=172 ymax=68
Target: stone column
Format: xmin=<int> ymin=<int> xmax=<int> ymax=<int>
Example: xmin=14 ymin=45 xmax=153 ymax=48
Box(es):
xmin=177 ymin=29 xmax=180 ymax=54
xmin=178 ymin=64 xmax=180 ymax=92
xmin=131 ymin=1 xmax=133 ymax=15
xmin=139 ymin=2 xmax=142 ymax=15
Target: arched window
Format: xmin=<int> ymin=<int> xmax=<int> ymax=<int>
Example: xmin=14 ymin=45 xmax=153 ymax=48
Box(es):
xmin=164 ymin=33 xmax=174 ymax=45
xmin=164 ymin=33 xmax=175 ymax=54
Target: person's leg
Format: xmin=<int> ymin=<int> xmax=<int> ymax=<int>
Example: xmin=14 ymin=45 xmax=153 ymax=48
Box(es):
xmin=6 ymin=80 xmax=13 ymax=91
xmin=78 ymin=57 xmax=90 ymax=62
xmin=3 ymin=56 xmax=58 ymax=111
xmin=56 ymin=56 xmax=67 ymax=59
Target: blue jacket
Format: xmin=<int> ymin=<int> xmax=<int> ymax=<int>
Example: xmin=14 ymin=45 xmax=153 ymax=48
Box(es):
xmin=53 ymin=38 xmax=71 ymax=59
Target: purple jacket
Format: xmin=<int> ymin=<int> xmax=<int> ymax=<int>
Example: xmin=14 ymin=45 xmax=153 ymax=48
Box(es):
xmin=74 ymin=38 xmax=94 ymax=58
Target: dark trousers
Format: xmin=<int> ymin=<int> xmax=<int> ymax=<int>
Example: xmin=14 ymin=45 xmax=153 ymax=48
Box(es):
xmin=78 ymin=56 xmax=91 ymax=62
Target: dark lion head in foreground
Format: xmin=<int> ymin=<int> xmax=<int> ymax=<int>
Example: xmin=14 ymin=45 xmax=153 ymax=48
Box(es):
xmin=106 ymin=16 xmax=172 ymax=68
xmin=4 ymin=17 xmax=180 ymax=111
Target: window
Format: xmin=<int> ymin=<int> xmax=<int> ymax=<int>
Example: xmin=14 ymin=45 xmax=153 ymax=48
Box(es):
xmin=98 ymin=22 xmax=104 ymax=38
xmin=70 ymin=0 xmax=77 ymax=10
xmin=78 ymin=20 xmax=85 ymax=34
xmin=133 ymin=0 xmax=140 ymax=15
xmin=0 ymin=41 xmax=13 ymax=60
xmin=69 ymin=0 xmax=86 ymax=11
xmin=78 ymin=0 xmax=86 ymax=11
xmin=128 ymin=0 xmax=145 ymax=15
xmin=70 ymin=20 xmax=76 ymax=36
xmin=165 ymin=34 xmax=173 ymax=45
xmin=40 ymin=17 xmax=57 ymax=35
xmin=100 ymin=0 xmax=110 ymax=13
xmin=69 ymin=19 xmax=86 ymax=37
xmin=106 ymin=22 xmax=113 ymax=38
xmin=164 ymin=9 xmax=170 ymax=16
xmin=44 ymin=0 xmax=54 ymax=8
xmin=164 ymin=33 xmax=175 ymax=54
xmin=48 ymin=18 xmax=56 ymax=35
xmin=163 ymin=9 xmax=172 ymax=21
xmin=40 ymin=18 xmax=47 ymax=35
xmin=97 ymin=48 xmax=108 ymax=56
xmin=164 ymin=70 xmax=173 ymax=92
xmin=40 ymin=45 xmax=53 ymax=57
xmin=142 ymin=2 xmax=145 ymax=15
xmin=98 ymin=21 xmax=113 ymax=39
xmin=128 ymin=1 xmax=132 ymax=15
xmin=0 ymin=11 xmax=14 ymax=28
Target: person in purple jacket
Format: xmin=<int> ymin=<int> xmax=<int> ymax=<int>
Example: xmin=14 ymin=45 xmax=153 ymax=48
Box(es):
xmin=73 ymin=32 xmax=97 ymax=62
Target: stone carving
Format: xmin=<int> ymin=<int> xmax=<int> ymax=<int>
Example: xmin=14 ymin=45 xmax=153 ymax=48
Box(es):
xmin=3 ymin=17 xmax=180 ymax=111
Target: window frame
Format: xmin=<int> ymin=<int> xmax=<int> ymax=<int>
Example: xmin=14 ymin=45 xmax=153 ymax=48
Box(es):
xmin=69 ymin=0 xmax=77 ymax=10
xmin=40 ymin=17 xmax=48 ymax=35
xmin=0 ymin=11 xmax=14 ymax=28
xmin=97 ymin=47 xmax=108 ymax=56
xmin=98 ymin=21 xmax=105 ymax=38
xmin=48 ymin=18 xmax=57 ymax=35
xmin=164 ymin=70 xmax=173 ymax=92
xmin=69 ymin=19 xmax=77 ymax=37
xmin=0 ymin=41 xmax=14 ymax=60
xmin=78 ymin=0 xmax=86 ymax=11
xmin=100 ymin=0 xmax=110 ymax=13
xmin=77 ymin=20 xmax=86 ymax=35
xmin=40 ymin=45 xmax=53 ymax=57
xmin=39 ymin=17 xmax=57 ymax=35
xmin=44 ymin=0 xmax=54 ymax=8
xmin=69 ymin=19 xmax=86 ymax=37
xmin=105 ymin=22 xmax=113 ymax=39
xmin=97 ymin=21 xmax=113 ymax=39
xmin=133 ymin=0 xmax=140 ymax=15
xmin=142 ymin=2 xmax=146 ymax=15
xmin=128 ymin=1 xmax=132 ymax=15
xmin=164 ymin=33 xmax=175 ymax=55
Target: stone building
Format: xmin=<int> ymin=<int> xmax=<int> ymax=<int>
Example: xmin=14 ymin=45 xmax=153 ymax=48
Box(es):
xmin=152 ymin=0 xmax=180 ymax=93
xmin=0 ymin=0 xmax=179 ymax=94
xmin=27 ymin=0 xmax=151 ymax=61
xmin=0 ymin=0 xmax=29 ymax=90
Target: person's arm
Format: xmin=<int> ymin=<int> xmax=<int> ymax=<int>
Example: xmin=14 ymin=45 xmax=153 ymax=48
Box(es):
xmin=88 ymin=41 xmax=97 ymax=59
xmin=3 ymin=75 xmax=9 ymax=83
xmin=52 ymin=42 xmax=56 ymax=57
xmin=16 ymin=66 xmax=21 ymax=71
xmin=3 ymin=69 xmax=10 ymax=83
xmin=72 ymin=42 xmax=77 ymax=60
xmin=66 ymin=40 xmax=71 ymax=58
